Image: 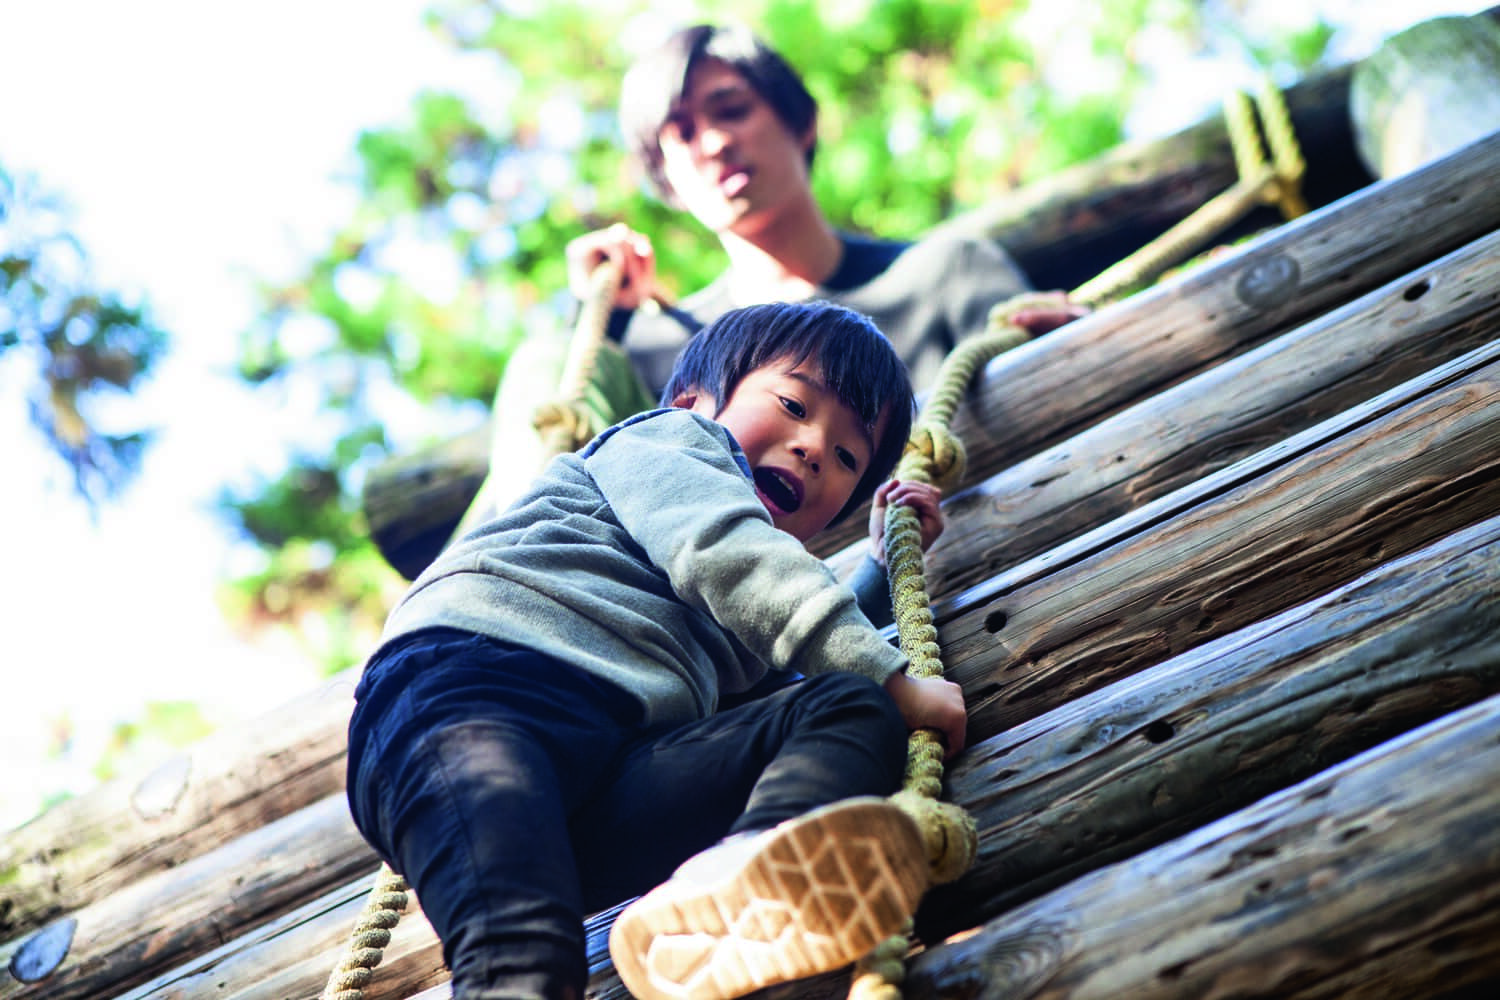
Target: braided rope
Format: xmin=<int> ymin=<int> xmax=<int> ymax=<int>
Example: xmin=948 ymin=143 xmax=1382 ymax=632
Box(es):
xmin=533 ymin=260 xmax=626 ymax=454
xmin=1071 ymin=79 xmax=1306 ymax=307
xmin=318 ymin=863 xmax=410 ymax=1000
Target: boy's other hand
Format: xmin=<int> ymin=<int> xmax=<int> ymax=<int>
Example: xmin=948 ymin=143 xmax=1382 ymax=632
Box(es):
xmin=566 ymin=223 xmax=660 ymax=309
xmin=882 ymin=672 xmax=967 ymax=759
xmin=869 ymin=479 xmax=945 ymax=564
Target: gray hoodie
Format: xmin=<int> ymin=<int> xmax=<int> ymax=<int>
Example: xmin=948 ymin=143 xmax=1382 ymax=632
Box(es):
xmin=378 ymin=408 xmax=908 ymax=728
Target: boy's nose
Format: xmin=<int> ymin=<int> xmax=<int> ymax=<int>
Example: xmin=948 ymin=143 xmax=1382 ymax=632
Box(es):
xmin=792 ymin=444 xmax=820 ymax=475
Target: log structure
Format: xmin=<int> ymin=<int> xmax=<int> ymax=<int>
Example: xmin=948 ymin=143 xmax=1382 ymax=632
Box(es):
xmin=5 ymin=14 xmax=1500 ymax=1000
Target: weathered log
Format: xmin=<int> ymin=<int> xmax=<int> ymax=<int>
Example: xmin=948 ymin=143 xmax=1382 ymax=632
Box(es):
xmin=0 ymin=795 xmax=379 ymax=1000
xmin=941 ymin=338 xmax=1500 ymax=743
xmin=828 ymin=224 xmax=1500 ymax=589
xmin=367 ymin=129 xmax=1500 ymax=577
xmin=0 ymin=669 xmax=358 ymax=939
xmin=902 ymin=693 xmax=1500 ymax=1000
xmin=112 ymin=876 xmax=448 ymax=1000
xmin=66 ymin=515 xmax=1500 ymax=1000
xmin=1351 ymin=13 xmax=1500 ymax=179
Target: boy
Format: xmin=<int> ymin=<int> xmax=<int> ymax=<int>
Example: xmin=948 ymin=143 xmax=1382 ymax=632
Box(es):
xmin=345 ymin=300 xmax=966 ymax=1000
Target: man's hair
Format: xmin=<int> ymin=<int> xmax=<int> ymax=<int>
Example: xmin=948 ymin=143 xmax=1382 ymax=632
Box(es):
xmin=662 ymin=301 xmax=914 ymax=523
xmin=619 ymin=23 xmax=818 ymax=203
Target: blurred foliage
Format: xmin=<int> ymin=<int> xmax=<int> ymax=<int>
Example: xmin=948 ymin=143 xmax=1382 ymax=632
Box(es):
xmin=221 ymin=0 xmax=1341 ymax=671
xmin=1 ymin=167 xmax=169 ymax=508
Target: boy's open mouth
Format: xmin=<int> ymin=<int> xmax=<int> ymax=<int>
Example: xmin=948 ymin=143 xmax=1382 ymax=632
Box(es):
xmin=754 ymin=467 xmax=802 ymax=514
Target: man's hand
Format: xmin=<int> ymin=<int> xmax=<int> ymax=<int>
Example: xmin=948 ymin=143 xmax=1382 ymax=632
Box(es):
xmin=869 ymin=479 xmax=945 ymax=564
xmin=1010 ymin=292 xmax=1090 ymax=337
xmin=565 ymin=223 xmax=661 ymax=310
xmin=882 ymin=672 xmax=967 ymax=759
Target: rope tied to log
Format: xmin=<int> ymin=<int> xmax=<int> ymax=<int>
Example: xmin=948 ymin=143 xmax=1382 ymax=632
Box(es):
xmin=319 ymin=863 xmax=409 ymax=1000
xmin=1071 ymin=78 xmax=1307 ymax=307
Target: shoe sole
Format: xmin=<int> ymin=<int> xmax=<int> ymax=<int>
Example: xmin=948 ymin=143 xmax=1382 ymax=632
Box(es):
xmin=609 ymin=797 xmax=927 ymax=1000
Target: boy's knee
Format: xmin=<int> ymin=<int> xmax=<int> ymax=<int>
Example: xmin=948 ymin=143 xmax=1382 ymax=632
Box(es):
xmin=801 ymin=672 xmax=906 ymax=738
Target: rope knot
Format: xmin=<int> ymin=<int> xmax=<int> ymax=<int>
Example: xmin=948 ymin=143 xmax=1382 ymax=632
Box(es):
xmin=900 ymin=424 xmax=966 ymax=494
xmin=532 ymin=399 xmax=597 ymax=454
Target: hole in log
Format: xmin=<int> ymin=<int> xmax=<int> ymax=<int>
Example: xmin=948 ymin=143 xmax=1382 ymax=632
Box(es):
xmin=1159 ymin=960 xmax=1192 ymax=982
xmin=1403 ymin=279 xmax=1431 ymax=301
xmin=985 ymin=610 xmax=1009 ymax=633
xmin=10 ymin=918 xmax=76 ymax=982
xmin=1143 ymin=719 xmax=1176 ymax=744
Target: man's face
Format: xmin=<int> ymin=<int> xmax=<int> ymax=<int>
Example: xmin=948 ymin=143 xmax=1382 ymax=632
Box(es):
xmin=682 ymin=360 xmax=882 ymax=543
xmin=657 ymin=58 xmax=815 ymax=236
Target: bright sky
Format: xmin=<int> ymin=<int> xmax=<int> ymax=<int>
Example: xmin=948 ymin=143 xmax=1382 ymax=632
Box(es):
xmin=0 ymin=0 xmax=1485 ymax=831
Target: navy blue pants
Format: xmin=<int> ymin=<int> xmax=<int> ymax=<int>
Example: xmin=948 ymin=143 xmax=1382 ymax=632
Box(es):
xmin=345 ymin=627 xmax=909 ymax=1000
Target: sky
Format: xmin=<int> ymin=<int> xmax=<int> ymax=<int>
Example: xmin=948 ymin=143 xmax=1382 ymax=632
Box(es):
xmin=0 ymin=0 xmax=1486 ymax=831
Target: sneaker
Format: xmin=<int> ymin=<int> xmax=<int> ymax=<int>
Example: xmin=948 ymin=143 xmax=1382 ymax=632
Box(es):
xmin=608 ymin=796 xmax=928 ymax=1000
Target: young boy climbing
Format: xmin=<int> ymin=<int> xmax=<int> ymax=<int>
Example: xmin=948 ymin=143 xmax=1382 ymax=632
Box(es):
xmin=344 ymin=300 xmax=967 ymax=1000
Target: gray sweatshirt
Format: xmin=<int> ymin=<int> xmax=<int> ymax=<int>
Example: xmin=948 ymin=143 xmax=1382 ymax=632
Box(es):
xmin=378 ymin=408 xmax=908 ymax=728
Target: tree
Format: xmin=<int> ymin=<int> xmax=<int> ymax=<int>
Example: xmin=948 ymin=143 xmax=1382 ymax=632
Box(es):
xmin=1 ymin=166 xmax=169 ymax=508
xmin=220 ymin=0 xmax=1341 ymax=670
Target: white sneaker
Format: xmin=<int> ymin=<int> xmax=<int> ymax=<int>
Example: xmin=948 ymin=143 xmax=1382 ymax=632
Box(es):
xmin=608 ymin=796 xmax=927 ymax=1000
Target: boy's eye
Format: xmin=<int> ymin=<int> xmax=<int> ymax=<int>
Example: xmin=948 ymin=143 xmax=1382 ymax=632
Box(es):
xmin=835 ymin=447 xmax=859 ymax=472
xmin=779 ymin=396 xmax=806 ymax=418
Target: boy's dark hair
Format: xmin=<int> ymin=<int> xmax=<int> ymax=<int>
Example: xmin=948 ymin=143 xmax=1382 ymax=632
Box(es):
xmin=620 ymin=23 xmax=818 ymax=204
xmin=662 ymin=301 xmax=914 ymax=524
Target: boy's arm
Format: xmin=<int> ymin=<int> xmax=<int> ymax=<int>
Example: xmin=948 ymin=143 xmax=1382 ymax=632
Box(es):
xmin=586 ymin=411 xmax=909 ymax=685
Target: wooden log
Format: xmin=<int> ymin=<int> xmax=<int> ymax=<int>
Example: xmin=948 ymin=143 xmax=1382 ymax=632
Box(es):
xmin=71 ymin=516 xmax=1500 ymax=1000
xmin=0 ymin=795 xmax=378 ymax=1000
xmin=826 ymin=222 xmax=1500 ymax=592
xmin=1350 ymin=13 xmax=1500 ymax=179
xmin=112 ymin=877 xmax=448 ymax=1000
xmin=902 ymin=693 xmax=1500 ymax=1000
xmin=941 ymin=338 xmax=1500 ymax=744
xmin=367 ymin=129 xmax=1500 ymax=577
xmin=0 ymin=669 xmax=358 ymax=940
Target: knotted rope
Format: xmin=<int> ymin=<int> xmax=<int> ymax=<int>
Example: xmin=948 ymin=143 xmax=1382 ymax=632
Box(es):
xmin=851 ymin=82 xmax=1306 ymax=1000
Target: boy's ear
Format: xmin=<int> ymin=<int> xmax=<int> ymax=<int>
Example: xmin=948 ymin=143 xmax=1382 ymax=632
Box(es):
xmin=669 ymin=390 xmax=701 ymax=410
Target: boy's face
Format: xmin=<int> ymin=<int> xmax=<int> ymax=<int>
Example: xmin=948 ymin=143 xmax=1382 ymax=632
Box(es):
xmin=657 ymin=58 xmax=815 ymax=237
xmin=677 ymin=361 xmax=884 ymax=543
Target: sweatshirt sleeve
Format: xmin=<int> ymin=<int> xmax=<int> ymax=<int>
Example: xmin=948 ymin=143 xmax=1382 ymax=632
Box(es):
xmin=585 ymin=412 xmax=908 ymax=684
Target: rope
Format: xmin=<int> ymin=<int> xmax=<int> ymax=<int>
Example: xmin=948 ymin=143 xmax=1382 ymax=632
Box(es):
xmin=318 ymin=863 xmax=410 ymax=1000
xmin=533 ymin=259 xmax=626 ymax=455
xmin=852 ymin=82 xmax=1307 ymax=999
xmin=1071 ymin=78 xmax=1307 ymax=307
